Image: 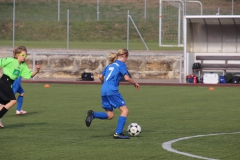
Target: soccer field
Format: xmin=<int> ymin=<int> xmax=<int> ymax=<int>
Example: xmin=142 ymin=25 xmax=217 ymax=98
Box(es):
xmin=1 ymin=83 xmax=240 ymax=160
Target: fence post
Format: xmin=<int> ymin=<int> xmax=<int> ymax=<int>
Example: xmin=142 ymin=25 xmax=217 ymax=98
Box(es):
xmin=97 ymin=0 xmax=100 ymax=20
xmin=58 ymin=0 xmax=60 ymax=21
xmin=13 ymin=0 xmax=16 ymax=47
xmin=144 ymin=0 xmax=147 ymax=21
xmin=33 ymin=52 xmax=36 ymax=80
xmin=127 ymin=10 xmax=130 ymax=50
xmin=159 ymin=0 xmax=162 ymax=46
xmin=179 ymin=55 xmax=182 ymax=83
xmin=67 ymin=10 xmax=70 ymax=49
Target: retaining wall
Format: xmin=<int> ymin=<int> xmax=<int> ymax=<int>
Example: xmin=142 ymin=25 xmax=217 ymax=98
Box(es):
xmin=0 ymin=48 xmax=183 ymax=80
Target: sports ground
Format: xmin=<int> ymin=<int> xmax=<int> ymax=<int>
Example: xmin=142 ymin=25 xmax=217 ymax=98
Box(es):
xmin=1 ymin=79 xmax=240 ymax=160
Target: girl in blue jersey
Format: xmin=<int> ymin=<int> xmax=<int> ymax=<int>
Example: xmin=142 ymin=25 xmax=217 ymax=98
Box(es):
xmin=0 ymin=46 xmax=40 ymax=128
xmin=85 ymin=48 xmax=140 ymax=139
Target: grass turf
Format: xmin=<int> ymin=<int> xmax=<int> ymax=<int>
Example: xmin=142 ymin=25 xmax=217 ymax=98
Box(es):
xmin=1 ymin=83 xmax=240 ymax=159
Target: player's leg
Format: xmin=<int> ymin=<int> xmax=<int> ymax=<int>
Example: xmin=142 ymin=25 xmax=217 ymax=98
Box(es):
xmin=16 ymin=93 xmax=26 ymax=115
xmin=0 ymin=104 xmax=3 ymax=111
xmin=113 ymin=105 xmax=129 ymax=139
xmin=0 ymin=104 xmax=4 ymax=128
xmin=0 ymin=119 xmax=3 ymax=128
xmin=0 ymin=100 xmax=17 ymax=128
xmin=94 ymin=96 xmax=114 ymax=120
xmin=16 ymin=85 xmax=26 ymax=115
xmin=116 ymin=105 xmax=128 ymax=132
xmin=12 ymin=77 xmax=22 ymax=94
xmin=93 ymin=110 xmax=112 ymax=119
xmin=0 ymin=78 xmax=17 ymax=128
xmin=108 ymin=94 xmax=129 ymax=139
xmin=85 ymin=96 xmax=112 ymax=127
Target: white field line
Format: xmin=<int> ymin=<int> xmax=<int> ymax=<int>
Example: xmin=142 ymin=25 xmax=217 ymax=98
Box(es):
xmin=162 ymin=132 xmax=240 ymax=160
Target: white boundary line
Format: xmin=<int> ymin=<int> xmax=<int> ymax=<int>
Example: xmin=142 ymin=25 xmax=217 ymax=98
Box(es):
xmin=162 ymin=132 xmax=240 ymax=160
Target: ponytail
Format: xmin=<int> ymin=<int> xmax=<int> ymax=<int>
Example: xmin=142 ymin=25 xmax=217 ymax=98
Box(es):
xmin=108 ymin=48 xmax=129 ymax=64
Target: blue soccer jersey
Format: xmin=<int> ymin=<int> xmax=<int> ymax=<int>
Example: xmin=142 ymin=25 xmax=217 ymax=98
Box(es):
xmin=101 ymin=60 xmax=128 ymax=96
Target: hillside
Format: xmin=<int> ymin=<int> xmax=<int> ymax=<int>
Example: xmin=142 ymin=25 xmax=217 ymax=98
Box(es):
xmin=0 ymin=0 xmax=239 ymax=45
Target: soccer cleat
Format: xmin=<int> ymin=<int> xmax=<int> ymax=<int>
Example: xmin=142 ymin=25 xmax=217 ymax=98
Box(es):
xmin=16 ymin=110 xmax=27 ymax=115
xmin=0 ymin=119 xmax=4 ymax=129
xmin=85 ymin=110 xmax=94 ymax=127
xmin=113 ymin=133 xmax=130 ymax=139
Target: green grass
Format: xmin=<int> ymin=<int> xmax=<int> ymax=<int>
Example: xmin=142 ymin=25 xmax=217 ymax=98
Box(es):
xmin=0 ymin=40 xmax=183 ymax=50
xmin=0 ymin=0 xmax=160 ymax=44
xmin=1 ymin=0 xmax=240 ymax=49
xmin=1 ymin=83 xmax=240 ymax=159
xmin=0 ymin=0 xmax=184 ymax=48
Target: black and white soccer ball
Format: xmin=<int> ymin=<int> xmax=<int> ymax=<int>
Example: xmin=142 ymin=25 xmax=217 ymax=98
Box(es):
xmin=127 ymin=123 xmax=141 ymax=137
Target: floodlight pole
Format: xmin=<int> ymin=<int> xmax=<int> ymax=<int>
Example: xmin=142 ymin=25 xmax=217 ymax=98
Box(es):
xmin=13 ymin=0 xmax=15 ymax=47
xmin=67 ymin=10 xmax=69 ymax=49
xmin=127 ymin=10 xmax=130 ymax=50
xmin=58 ymin=0 xmax=60 ymax=21
xmin=144 ymin=0 xmax=147 ymax=21
xmin=159 ymin=0 xmax=162 ymax=46
xmin=97 ymin=0 xmax=100 ymax=20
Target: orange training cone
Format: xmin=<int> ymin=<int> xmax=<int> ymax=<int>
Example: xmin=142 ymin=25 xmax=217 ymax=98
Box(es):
xmin=44 ymin=84 xmax=50 ymax=88
xmin=209 ymin=87 xmax=214 ymax=90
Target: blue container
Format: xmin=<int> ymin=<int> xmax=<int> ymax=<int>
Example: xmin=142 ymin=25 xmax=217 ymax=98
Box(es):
xmin=219 ymin=76 xmax=226 ymax=84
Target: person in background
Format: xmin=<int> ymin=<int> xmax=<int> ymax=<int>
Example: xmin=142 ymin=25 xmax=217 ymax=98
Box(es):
xmin=12 ymin=46 xmax=28 ymax=115
xmin=85 ymin=48 xmax=140 ymax=139
xmin=12 ymin=76 xmax=27 ymax=115
xmin=0 ymin=46 xmax=40 ymax=128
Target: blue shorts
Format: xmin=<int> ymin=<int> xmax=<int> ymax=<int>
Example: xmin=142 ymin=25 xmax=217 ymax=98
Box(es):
xmin=12 ymin=77 xmax=24 ymax=94
xmin=101 ymin=94 xmax=126 ymax=111
xmin=16 ymin=85 xmax=24 ymax=94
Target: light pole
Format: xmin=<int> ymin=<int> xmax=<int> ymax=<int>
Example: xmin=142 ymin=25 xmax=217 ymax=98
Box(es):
xmin=13 ymin=0 xmax=15 ymax=47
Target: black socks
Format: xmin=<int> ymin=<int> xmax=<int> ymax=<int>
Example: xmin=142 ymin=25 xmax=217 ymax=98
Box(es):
xmin=0 ymin=107 xmax=8 ymax=118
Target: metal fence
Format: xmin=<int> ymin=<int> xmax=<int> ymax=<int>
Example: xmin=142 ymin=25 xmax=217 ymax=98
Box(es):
xmin=0 ymin=0 xmax=239 ymax=49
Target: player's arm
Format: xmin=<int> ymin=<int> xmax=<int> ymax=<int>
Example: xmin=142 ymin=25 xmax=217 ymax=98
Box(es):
xmin=31 ymin=64 xmax=40 ymax=78
xmin=124 ymin=74 xmax=140 ymax=90
xmin=99 ymin=74 xmax=104 ymax=84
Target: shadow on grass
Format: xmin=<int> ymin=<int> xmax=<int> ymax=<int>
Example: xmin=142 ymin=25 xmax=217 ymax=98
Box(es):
xmin=9 ymin=111 xmax=40 ymax=117
xmin=5 ymin=122 xmax=47 ymax=129
xmin=92 ymin=133 xmax=113 ymax=138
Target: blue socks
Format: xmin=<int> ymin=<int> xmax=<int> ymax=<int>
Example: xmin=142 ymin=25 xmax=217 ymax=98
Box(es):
xmin=92 ymin=113 xmax=127 ymax=134
xmin=17 ymin=96 xmax=23 ymax=111
xmin=115 ymin=116 xmax=126 ymax=134
xmin=93 ymin=112 xmax=108 ymax=119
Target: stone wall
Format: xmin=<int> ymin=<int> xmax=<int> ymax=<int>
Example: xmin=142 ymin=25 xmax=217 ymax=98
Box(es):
xmin=0 ymin=48 xmax=183 ymax=80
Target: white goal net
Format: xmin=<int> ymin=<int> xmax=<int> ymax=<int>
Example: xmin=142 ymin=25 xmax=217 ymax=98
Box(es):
xmin=159 ymin=0 xmax=202 ymax=46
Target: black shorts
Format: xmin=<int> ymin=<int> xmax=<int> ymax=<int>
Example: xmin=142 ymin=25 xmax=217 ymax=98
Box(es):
xmin=0 ymin=75 xmax=16 ymax=105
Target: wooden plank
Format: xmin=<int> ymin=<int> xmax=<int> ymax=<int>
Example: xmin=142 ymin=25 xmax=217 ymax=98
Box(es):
xmin=201 ymin=64 xmax=240 ymax=68
xmin=193 ymin=68 xmax=240 ymax=71
xmin=196 ymin=56 xmax=240 ymax=60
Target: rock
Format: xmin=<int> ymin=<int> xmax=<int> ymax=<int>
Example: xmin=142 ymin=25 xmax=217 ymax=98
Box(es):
xmin=0 ymin=47 xmax=183 ymax=80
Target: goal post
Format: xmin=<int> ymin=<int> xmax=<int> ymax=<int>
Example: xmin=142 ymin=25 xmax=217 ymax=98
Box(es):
xmin=127 ymin=10 xmax=149 ymax=51
xmin=159 ymin=0 xmax=202 ymax=47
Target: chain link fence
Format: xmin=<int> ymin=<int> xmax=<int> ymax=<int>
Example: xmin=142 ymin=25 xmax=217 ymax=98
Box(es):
xmin=0 ymin=0 xmax=239 ymax=48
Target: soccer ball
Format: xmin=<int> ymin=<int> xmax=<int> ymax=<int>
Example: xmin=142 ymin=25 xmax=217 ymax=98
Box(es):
xmin=127 ymin=123 xmax=141 ymax=137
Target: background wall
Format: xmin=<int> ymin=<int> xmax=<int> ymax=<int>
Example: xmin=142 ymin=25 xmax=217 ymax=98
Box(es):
xmin=0 ymin=48 xmax=183 ymax=80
